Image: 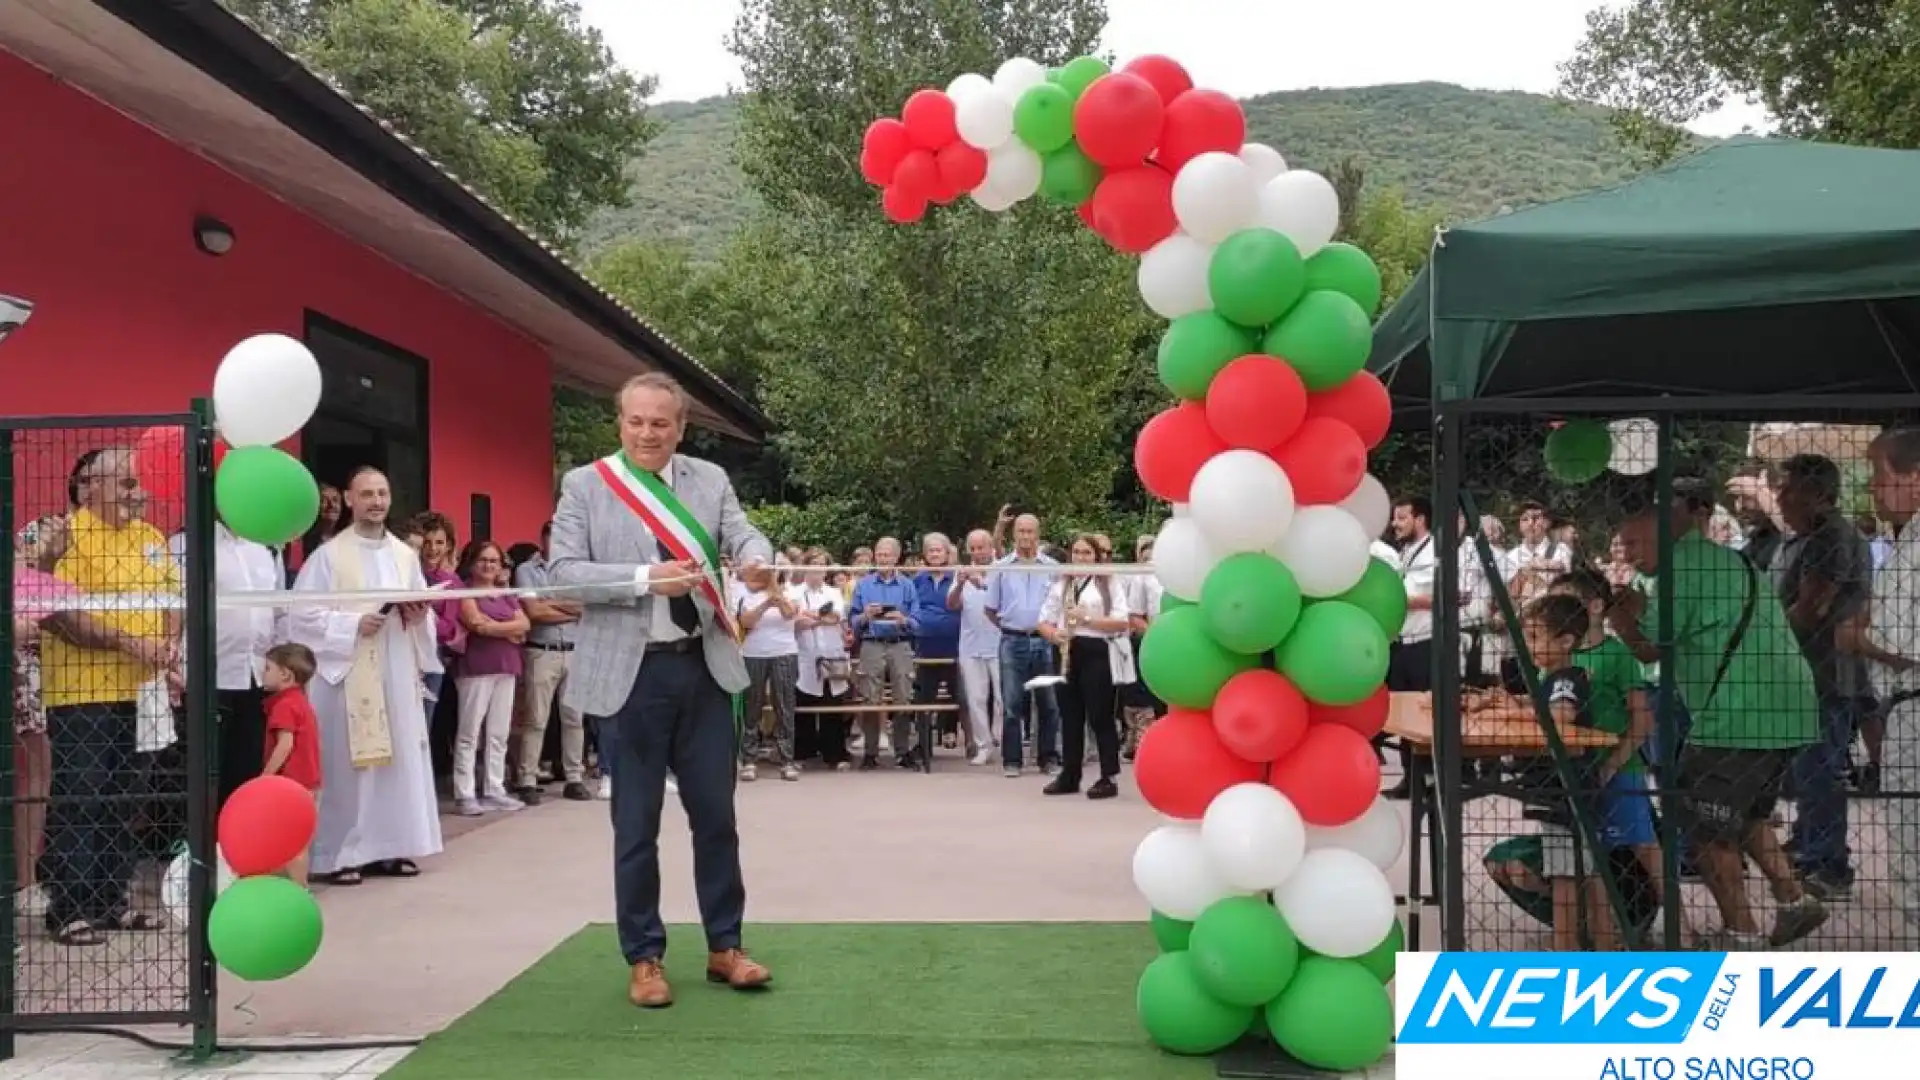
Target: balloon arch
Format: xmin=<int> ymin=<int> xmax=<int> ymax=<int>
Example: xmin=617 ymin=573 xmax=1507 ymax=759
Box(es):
xmin=863 ymin=54 xmax=1402 ymax=1071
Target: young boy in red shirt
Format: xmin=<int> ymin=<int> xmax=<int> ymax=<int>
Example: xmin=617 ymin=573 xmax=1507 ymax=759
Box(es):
xmin=261 ymin=643 xmax=323 ymax=886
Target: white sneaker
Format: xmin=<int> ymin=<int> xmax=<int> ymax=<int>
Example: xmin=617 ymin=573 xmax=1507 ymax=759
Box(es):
xmin=739 ymin=764 xmax=758 ymax=782
xmin=780 ymin=764 xmax=801 ymax=782
xmin=482 ymin=794 xmax=524 ymax=812
xmin=970 ymin=747 xmax=994 ymax=766
xmin=665 ymin=773 xmax=679 ymax=795
xmin=596 ymin=776 xmax=612 ymax=800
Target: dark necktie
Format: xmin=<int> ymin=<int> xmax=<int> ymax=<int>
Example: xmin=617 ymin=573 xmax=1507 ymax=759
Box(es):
xmin=658 ymin=539 xmax=701 ymax=637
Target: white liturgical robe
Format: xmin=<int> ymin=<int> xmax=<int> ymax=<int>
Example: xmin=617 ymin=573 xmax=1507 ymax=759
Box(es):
xmin=286 ymin=532 xmax=444 ymax=875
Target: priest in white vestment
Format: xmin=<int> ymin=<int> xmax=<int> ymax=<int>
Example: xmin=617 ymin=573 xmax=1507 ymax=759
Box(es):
xmin=286 ymin=467 xmax=443 ymax=883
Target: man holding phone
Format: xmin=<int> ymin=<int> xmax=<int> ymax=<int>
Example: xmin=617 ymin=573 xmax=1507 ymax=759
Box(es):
xmin=849 ymin=537 xmax=920 ymax=769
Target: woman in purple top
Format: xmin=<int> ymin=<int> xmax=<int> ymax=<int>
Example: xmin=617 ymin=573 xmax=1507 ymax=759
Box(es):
xmin=451 ymin=541 xmax=529 ymax=817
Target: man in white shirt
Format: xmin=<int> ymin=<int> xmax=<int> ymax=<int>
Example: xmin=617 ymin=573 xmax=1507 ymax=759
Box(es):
xmin=1384 ymin=495 xmax=1436 ymax=799
xmin=1503 ymin=499 xmax=1572 ymax=594
xmin=947 ymin=529 xmax=1003 ymax=766
xmin=169 ymin=520 xmax=284 ymax=808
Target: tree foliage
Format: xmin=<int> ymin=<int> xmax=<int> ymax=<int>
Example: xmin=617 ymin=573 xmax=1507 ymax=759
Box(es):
xmin=1558 ymin=0 xmax=1920 ymax=164
xmin=223 ymin=0 xmax=658 ymax=245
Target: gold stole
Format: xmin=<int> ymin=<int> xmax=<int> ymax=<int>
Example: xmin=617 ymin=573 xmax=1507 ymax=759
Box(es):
xmin=327 ymin=532 xmax=413 ymax=769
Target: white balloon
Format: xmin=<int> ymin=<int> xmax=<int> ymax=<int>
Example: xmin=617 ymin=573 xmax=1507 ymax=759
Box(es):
xmin=1254 ymin=170 xmax=1341 ymax=257
xmin=1171 ymin=502 xmax=1191 ymax=518
xmin=1133 ymin=823 xmax=1241 ymax=920
xmin=212 ymin=333 xmax=323 ymax=446
xmin=1189 ymin=449 xmax=1297 ymax=554
xmin=1152 ymin=516 xmax=1219 ymax=600
xmin=1274 ymin=505 xmax=1372 ymax=598
xmin=983 ymin=141 xmax=1042 ymax=201
xmin=1272 ymin=848 xmax=1397 ymax=958
xmin=1608 ymin=418 xmax=1658 ymax=476
xmin=992 ymin=57 xmax=1047 ymax=98
xmin=1201 ymin=783 xmax=1309 ymax=891
xmin=1171 ymin=152 xmax=1260 ymax=244
xmin=955 ymin=86 xmax=1016 ymax=150
xmin=947 ymin=72 xmax=993 ymax=102
xmin=160 ymin=850 xmax=237 ymax=925
xmin=1337 ymin=474 xmax=1391 ymax=539
xmin=1305 ymin=796 xmax=1406 ymax=873
xmin=1136 ymin=233 xmax=1216 ymax=320
xmin=1239 ymin=142 xmax=1288 ymax=184
xmin=970 ymin=183 xmax=1018 ymax=212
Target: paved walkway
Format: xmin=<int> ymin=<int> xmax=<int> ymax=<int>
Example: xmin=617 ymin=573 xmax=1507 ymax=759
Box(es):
xmin=6 ymin=765 xmax=1417 ymax=1077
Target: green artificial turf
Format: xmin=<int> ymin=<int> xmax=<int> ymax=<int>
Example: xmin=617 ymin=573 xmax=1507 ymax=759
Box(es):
xmin=383 ymin=922 xmax=1215 ymax=1080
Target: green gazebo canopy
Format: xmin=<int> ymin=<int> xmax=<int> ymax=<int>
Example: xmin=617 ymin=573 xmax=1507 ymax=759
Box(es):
xmin=1369 ymin=139 xmax=1920 ymax=413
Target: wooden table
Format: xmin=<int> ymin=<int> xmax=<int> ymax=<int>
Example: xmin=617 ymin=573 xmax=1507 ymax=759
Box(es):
xmin=1384 ymin=692 xmax=1621 ymax=949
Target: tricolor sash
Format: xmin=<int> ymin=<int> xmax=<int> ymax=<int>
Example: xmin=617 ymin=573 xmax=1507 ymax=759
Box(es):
xmin=593 ymin=453 xmax=742 ymax=642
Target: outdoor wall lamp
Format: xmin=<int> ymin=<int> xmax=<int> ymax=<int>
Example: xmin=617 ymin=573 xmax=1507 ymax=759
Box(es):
xmin=193 ymin=215 xmax=236 ymax=256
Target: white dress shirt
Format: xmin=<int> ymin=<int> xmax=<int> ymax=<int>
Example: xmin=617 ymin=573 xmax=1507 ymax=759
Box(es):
xmin=169 ymin=523 xmax=285 ymax=690
xmin=1039 ymin=575 xmax=1137 ymax=683
xmin=637 ymin=467 xmax=697 ymax=643
xmin=1397 ymin=533 xmax=1437 ymax=645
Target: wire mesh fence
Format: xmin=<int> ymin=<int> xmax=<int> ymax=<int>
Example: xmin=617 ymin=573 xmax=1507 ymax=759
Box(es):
xmin=0 ymin=413 xmax=215 ymax=1049
xmin=1421 ymin=402 xmax=1920 ymax=954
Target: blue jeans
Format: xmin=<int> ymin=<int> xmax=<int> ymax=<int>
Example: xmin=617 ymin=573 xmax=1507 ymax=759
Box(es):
xmin=998 ymin=633 xmax=1062 ymax=769
xmin=1790 ymin=695 xmax=1860 ymax=879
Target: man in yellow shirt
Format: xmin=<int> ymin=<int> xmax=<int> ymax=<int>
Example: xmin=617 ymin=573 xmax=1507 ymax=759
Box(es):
xmin=38 ymin=447 xmax=179 ymax=947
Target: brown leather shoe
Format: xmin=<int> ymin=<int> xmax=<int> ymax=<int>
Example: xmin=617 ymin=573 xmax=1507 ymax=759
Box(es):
xmin=628 ymin=959 xmax=672 ymax=1008
xmin=706 ymin=948 xmax=772 ymax=989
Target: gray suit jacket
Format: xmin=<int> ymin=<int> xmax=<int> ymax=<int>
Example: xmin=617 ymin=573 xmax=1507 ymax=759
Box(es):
xmin=547 ymin=453 xmax=772 ymax=717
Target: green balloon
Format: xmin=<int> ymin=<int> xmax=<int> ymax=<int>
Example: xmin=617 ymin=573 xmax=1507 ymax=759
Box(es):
xmin=1261 ymin=289 xmax=1373 ymax=391
xmin=1348 ymin=919 xmax=1403 ymax=984
xmin=1141 ymin=605 xmax=1261 ymax=709
xmin=1160 ymin=592 xmax=1194 ymax=613
xmin=1545 ymin=419 xmax=1612 ymax=483
xmin=1151 ymin=910 xmax=1194 ymax=952
xmin=1275 ymin=601 xmax=1390 ymax=706
xmin=1158 ymin=312 xmax=1257 ymax=400
xmin=215 ymin=446 xmax=321 ymax=547
xmin=1208 ymin=229 xmax=1306 ymax=330
xmin=1264 ymin=956 xmax=1394 ymax=1072
xmin=1303 ymin=242 xmax=1384 ymax=316
xmin=1039 ymin=143 xmax=1101 ymax=205
xmin=1325 ymin=557 xmax=1408 ymax=640
xmin=1137 ymin=951 xmax=1255 ymax=1056
xmin=1013 ymin=83 xmax=1076 ymax=153
xmin=208 ymin=875 xmax=324 ymax=981
xmin=1045 ymin=66 xmax=1063 ymax=83
xmin=1247 ymin=1006 xmax=1273 ymax=1042
xmin=1189 ymin=897 xmax=1302 ymax=1007
xmin=1056 ymin=55 xmax=1111 ymax=99
xmin=1201 ymin=552 xmax=1303 ymax=655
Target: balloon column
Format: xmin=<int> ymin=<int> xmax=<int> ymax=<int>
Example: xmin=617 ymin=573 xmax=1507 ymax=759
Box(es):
xmin=208 ymin=776 xmax=325 ymax=981
xmin=135 ymin=333 xmax=324 ymax=546
xmin=865 ymin=54 xmax=1405 ymax=1071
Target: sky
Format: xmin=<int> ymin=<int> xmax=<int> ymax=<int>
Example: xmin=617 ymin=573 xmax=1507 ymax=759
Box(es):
xmin=573 ymin=0 xmax=1768 ymax=136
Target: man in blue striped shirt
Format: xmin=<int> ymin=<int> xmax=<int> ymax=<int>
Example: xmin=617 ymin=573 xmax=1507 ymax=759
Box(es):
xmin=849 ymin=537 xmax=920 ymax=769
xmin=986 ymin=514 xmax=1061 ymax=777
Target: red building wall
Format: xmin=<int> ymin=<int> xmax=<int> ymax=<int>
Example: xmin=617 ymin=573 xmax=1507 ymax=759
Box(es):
xmin=0 ymin=51 xmax=557 ymax=544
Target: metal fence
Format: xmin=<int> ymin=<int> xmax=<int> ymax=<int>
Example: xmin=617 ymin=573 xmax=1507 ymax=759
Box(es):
xmin=0 ymin=407 xmax=217 ymax=1057
xmin=1419 ymin=396 xmax=1920 ymax=953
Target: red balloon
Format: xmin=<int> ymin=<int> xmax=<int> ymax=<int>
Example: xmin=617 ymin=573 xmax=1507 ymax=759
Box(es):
xmin=882 ymin=184 xmax=928 ymax=224
xmin=1206 ymin=355 xmax=1309 ymax=452
xmin=212 ymin=438 xmax=231 ymax=471
xmin=1267 ymin=724 xmax=1381 ymax=827
xmin=936 ymin=143 xmax=987 ymax=197
xmin=133 ymin=425 xmax=187 ymax=505
xmin=901 ymin=89 xmax=959 ymax=150
xmin=1270 ymin=415 xmax=1368 ymax=505
xmin=1310 ymin=685 xmax=1391 ymax=740
xmin=892 ymin=149 xmax=939 ymax=202
xmin=1076 ymin=200 xmax=1101 ymax=232
xmin=1212 ymin=669 xmax=1312 ymax=763
xmin=861 ymin=118 xmax=912 ymax=185
xmin=1135 ymin=709 xmax=1266 ymax=819
xmin=1122 ymin=54 xmax=1194 ymax=106
xmin=217 ymin=775 xmax=319 ymax=876
xmin=1074 ymin=73 xmax=1166 ymax=167
xmin=1308 ymin=371 xmax=1392 ymax=449
xmin=1134 ymin=401 xmax=1228 ymax=503
xmin=1087 ymin=165 xmax=1177 ymax=254
xmin=1156 ymin=89 xmax=1246 ymax=173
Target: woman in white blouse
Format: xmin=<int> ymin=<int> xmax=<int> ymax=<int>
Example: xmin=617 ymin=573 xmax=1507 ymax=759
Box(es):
xmin=737 ymin=554 xmax=801 ymax=782
xmin=791 ymin=549 xmax=854 ymax=772
xmin=1038 ymin=533 xmax=1134 ymax=800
